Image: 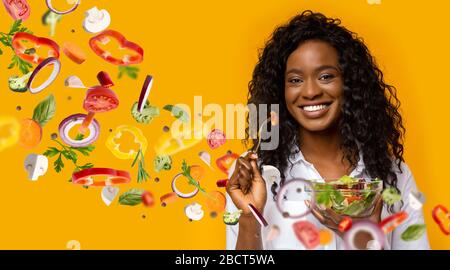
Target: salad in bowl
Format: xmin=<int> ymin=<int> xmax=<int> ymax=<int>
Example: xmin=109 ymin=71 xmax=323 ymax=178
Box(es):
xmin=309 ymin=175 xmax=383 ymax=218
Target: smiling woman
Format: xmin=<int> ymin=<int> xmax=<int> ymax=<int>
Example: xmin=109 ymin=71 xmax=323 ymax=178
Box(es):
xmin=225 ymin=10 xmax=430 ymax=250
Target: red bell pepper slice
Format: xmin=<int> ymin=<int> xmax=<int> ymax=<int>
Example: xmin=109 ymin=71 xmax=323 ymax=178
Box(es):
xmin=432 ymin=205 xmax=450 ymax=235
xmin=89 ymin=29 xmax=144 ymax=66
xmin=216 ymin=179 xmax=228 ymax=188
xmin=216 ymin=152 xmax=240 ymax=175
xmin=72 ymin=167 xmax=131 ymax=187
xmin=338 ymin=216 xmax=353 ymax=233
xmin=379 ymin=211 xmax=408 ymax=234
xmin=2 ymin=0 xmax=30 ymax=21
xmin=12 ymin=32 xmax=59 ymax=64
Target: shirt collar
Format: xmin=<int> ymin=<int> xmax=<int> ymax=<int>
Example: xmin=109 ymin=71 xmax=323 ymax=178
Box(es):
xmin=289 ymin=145 xmax=366 ymax=177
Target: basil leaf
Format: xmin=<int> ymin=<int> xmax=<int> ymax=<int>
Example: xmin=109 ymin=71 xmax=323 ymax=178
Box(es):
xmin=118 ymin=188 xmax=145 ymax=206
xmin=32 ymin=94 xmax=56 ymax=127
xmin=401 ymin=224 xmax=426 ymax=241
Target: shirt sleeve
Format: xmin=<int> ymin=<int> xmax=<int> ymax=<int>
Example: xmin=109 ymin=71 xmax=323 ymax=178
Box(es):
xmin=389 ymin=162 xmax=430 ymax=250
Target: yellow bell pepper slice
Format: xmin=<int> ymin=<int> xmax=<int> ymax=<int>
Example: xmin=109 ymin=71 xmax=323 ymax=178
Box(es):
xmin=0 ymin=116 xmax=20 ymax=152
xmin=154 ymin=123 xmax=204 ymax=156
xmin=106 ymin=125 xmax=148 ymax=159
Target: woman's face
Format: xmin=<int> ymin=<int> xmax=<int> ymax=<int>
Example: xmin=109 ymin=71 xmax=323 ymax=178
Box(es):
xmin=285 ymin=40 xmax=344 ymax=132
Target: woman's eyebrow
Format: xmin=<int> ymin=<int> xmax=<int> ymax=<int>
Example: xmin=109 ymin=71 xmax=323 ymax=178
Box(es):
xmin=285 ymin=65 xmax=339 ymax=75
xmin=285 ymin=68 xmax=303 ymax=75
xmin=315 ymin=65 xmax=339 ymax=73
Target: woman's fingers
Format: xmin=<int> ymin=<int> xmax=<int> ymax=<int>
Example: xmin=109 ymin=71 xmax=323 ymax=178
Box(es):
xmin=306 ymin=201 xmax=340 ymax=231
xmin=323 ymin=208 xmax=342 ymax=225
xmin=310 ymin=206 xmax=325 ymax=223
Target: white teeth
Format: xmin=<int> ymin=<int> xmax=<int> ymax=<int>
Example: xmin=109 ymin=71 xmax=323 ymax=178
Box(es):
xmin=302 ymin=104 xmax=329 ymax=112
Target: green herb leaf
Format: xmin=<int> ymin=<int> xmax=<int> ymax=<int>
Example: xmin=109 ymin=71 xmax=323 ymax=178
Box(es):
xmin=118 ymin=188 xmax=145 ymax=206
xmin=75 ymin=134 xmax=84 ymax=141
xmin=32 ymin=94 xmax=56 ymax=127
xmin=78 ymin=163 xmax=94 ymax=170
xmin=131 ymin=149 xmax=150 ymax=183
xmin=43 ymin=139 xmax=95 ymax=174
xmin=181 ymin=159 xmax=206 ymax=193
xmin=61 ymin=150 xmax=77 ymax=163
xmin=43 ymin=147 xmax=60 ymax=157
xmin=401 ymin=224 xmax=426 ymax=241
xmin=71 ymin=145 xmax=95 ymax=156
xmin=54 ymin=154 xmax=64 ymax=173
xmin=118 ymin=66 xmax=139 ymax=79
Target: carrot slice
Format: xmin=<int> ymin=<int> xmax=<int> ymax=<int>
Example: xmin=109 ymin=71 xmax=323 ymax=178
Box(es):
xmin=190 ymin=165 xmax=205 ymax=181
xmin=19 ymin=119 xmax=42 ymax=148
xmin=160 ymin=192 xmax=178 ymax=207
xmin=205 ymin=191 xmax=226 ymax=212
xmin=63 ymin=42 xmax=87 ymax=64
xmin=78 ymin=111 xmax=95 ymax=135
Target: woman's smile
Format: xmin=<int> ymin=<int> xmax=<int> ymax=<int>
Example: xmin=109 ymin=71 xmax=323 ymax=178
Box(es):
xmin=298 ymin=101 xmax=333 ymax=119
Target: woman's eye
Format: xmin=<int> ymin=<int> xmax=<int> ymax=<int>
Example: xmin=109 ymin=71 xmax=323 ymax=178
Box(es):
xmin=319 ymin=74 xmax=334 ymax=81
xmin=289 ymin=78 xmax=303 ymax=84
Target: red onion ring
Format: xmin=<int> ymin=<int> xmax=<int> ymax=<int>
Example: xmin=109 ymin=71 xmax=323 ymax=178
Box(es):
xmin=248 ymin=203 xmax=268 ymax=227
xmin=137 ymin=75 xmax=153 ymax=113
xmin=276 ymin=178 xmax=315 ymax=219
xmin=171 ymin=173 xmax=199 ymax=198
xmin=343 ymin=221 xmax=385 ymax=250
xmin=46 ymin=0 xmax=80 ymax=15
xmin=27 ymin=57 xmax=61 ymax=94
xmin=59 ymin=113 xmax=100 ymax=147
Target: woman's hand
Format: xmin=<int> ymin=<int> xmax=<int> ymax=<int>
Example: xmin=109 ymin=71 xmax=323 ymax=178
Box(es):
xmin=306 ymin=197 xmax=383 ymax=241
xmin=226 ymin=152 xmax=267 ymax=216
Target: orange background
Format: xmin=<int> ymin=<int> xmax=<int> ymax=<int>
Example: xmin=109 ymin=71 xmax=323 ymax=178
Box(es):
xmin=0 ymin=0 xmax=449 ymax=249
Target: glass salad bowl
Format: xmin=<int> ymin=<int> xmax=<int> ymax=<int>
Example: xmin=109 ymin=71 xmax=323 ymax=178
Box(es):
xmin=307 ymin=176 xmax=383 ymax=218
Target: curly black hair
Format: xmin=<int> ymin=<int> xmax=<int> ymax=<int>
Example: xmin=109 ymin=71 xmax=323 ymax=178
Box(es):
xmin=246 ymin=10 xmax=405 ymax=212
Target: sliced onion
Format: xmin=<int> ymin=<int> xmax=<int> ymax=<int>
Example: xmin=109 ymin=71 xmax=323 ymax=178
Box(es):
xmin=171 ymin=173 xmax=199 ymax=198
xmin=343 ymin=221 xmax=385 ymax=250
xmin=248 ymin=203 xmax=268 ymax=227
xmin=64 ymin=75 xmax=86 ymax=88
xmin=138 ymin=75 xmax=153 ymax=112
xmin=276 ymin=178 xmax=315 ymax=219
xmin=59 ymin=113 xmax=100 ymax=147
xmin=27 ymin=57 xmax=61 ymax=94
xmin=46 ymin=0 xmax=80 ymax=15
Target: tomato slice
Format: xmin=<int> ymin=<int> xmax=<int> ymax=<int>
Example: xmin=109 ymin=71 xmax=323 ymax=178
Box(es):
xmin=72 ymin=167 xmax=131 ymax=186
xmin=83 ymin=86 xmax=119 ymax=113
xmin=2 ymin=0 xmax=30 ymax=21
xmin=293 ymin=221 xmax=320 ymax=249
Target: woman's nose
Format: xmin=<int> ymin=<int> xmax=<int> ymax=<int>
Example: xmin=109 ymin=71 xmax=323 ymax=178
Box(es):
xmin=301 ymin=79 xmax=323 ymax=99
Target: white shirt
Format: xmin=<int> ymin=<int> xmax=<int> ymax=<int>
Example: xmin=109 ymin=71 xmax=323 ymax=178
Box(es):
xmin=226 ymin=149 xmax=430 ymax=250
